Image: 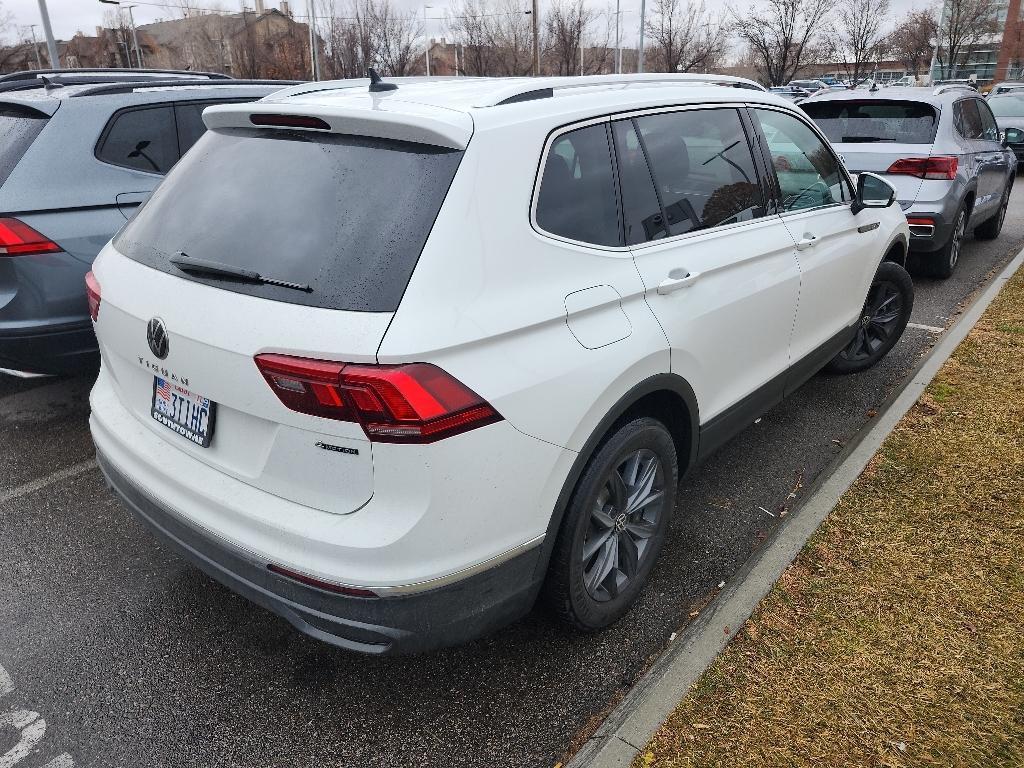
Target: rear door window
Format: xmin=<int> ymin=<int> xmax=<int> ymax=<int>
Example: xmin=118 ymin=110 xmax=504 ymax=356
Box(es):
xmin=0 ymin=105 xmax=48 ymax=187
xmin=612 ymin=120 xmax=667 ymax=244
xmin=97 ymin=105 xmax=178 ymax=174
xmin=619 ymin=108 xmax=764 ymax=238
xmin=535 ymin=123 xmax=621 ymax=246
xmin=955 ymin=99 xmax=985 ymax=140
xmin=115 ymin=128 xmax=464 ymax=312
xmin=801 ymin=100 xmax=938 ymax=144
xmin=977 ymin=100 xmax=1000 ymax=141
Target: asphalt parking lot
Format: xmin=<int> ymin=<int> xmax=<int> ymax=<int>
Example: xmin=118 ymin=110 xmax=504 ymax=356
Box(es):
xmin=3 ymin=191 xmax=1024 ymax=768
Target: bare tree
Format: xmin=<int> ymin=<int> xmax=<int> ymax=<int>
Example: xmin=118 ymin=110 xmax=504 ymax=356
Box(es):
xmin=644 ymin=0 xmax=727 ymax=73
xmin=446 ymin=0 xmax=494 ymax=75
xmin=445 ymin=0 xmax=534 ymax=75
xmin=322 ymin=0 xmax=376 ymax=78
xmin=367 ymin=0 xmax=421 ymax=76
xmin=544 ymin=0 xmax=597 ymax=75
xmin=885 ymin=8 xmax=937 ymax=78
xmin=731 ymin=0 xmax=830 ymax=86
xmin=826 ymin=0 xmax=890 ymax=87
xmin=936 ymin=0 xmax=999 ymax=79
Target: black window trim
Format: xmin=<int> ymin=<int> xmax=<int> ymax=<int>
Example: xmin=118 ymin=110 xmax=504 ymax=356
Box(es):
xmin=953 ymin=96 xmax=990 ymax=142
xmin=746 ymin=103 xmax=857 ymax=218
xmin=93 ymin=97 xmax=253 ymax=175
xmin=530 ymin=103 xmax=784 ymax=252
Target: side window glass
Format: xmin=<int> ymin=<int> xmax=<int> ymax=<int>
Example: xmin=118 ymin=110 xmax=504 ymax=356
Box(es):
xmin=977 ymin=100 xmax=1000 ymax=141
xmin=536 ymin=123 xmax=621 ymax=247
xmin=631 ymin=109 xmax=764 ymax=236
xmin=754 ymin=108 xmax=849 ymax=212
xmin=957 ymin=99 xmax=985 ymax=140
xmin=612 ymin=120 xmax=668 ymax=244
xmin=174 ymin=102 xmax=210 ymax=156
xmin=97 ymin=106 xmax=178 ymax=174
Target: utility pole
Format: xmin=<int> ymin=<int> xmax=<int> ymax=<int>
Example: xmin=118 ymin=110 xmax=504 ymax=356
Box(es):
xmin=36 ymin=0 xmax=59 ymax=69
xmin=929 ymin=0 xmax=946 ymax=83
xmin=306 ymin=0 xmax=320 ymax=80
xmin=637 ymin=0 xmax=646 ymax=73
xmin=531 ymin=0 xmax=540 ymax=76
xmin=29 ymin=25 xmax=43 ymax=69
xmin=125 ymin=6 xmax=144 ymax=68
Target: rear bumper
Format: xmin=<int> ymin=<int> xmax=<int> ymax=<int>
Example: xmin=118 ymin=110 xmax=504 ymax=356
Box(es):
xmin=0 ymin=319 xmax=98 ymax=375
xmin=97 ymin=449 xmax=544 ymax=654
xmin=903 ymin=208 xmax=955 ymax=254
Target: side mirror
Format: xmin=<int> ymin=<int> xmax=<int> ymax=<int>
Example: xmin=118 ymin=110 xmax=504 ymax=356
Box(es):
xmin=851 ymin=172 xmax=896 ymax=215
xmin=1002 ymin=127 xmax=1024 ymax=147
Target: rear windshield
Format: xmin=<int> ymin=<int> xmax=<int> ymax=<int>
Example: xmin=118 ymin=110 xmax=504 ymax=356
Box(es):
xmin=0 ymin=105 xmax=48 ymax=187
xmin=987 ymin=96 xmax=1024 ymax=117
xmin=801 ymin=100 xmax=938 ymax=144
xmin=114 ymin=128 xmax=463 ymax=312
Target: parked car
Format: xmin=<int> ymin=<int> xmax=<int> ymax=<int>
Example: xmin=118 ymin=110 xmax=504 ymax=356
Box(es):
xmin=986 ymin=93 xmax=1024 ymax=164
xmin=886 ymin=75 xmax=920 ymax=88
xmin=0 ymin=70 xmax=300 ymax=377
xmin=770 ymin=85 xmax=810 ymax=102
xmin=789 ymin=79 xmax=829 ymax=94
xmin=801 ymin=85 xmax=1016 ymax=278
xmin=88 ymin=72 xmax=913 ymax=654
xmin=988 ymin=81 xmax=1024 ymax=95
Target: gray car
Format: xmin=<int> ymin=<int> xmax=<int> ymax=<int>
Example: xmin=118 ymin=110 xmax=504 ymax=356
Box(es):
xmin=801 ymin=85 xmax=1016 ymax=278
xmin=986 ymin=92 xmax=1024 ymax=164
xmin=0 ymin=70 xmax=298 ymax=376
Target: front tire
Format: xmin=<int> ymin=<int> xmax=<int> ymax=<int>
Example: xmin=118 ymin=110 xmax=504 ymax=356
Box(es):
xmin=826 ymin=261 xmax=914 ymax=375
xmin=543 ymin=417 xmax=678 ymax=631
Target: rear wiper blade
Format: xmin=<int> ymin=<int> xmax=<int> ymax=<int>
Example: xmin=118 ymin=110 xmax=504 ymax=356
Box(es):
xmin=840 ymin=136 xmax=893 ymax=143
xmin=169 ymin=253 xmax=312 ymax=293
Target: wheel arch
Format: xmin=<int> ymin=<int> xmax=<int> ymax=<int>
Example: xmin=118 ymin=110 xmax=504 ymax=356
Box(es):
xmin=531 ymin=373 xmax=700 ymax=582
xmin=881 ymin=233 xmax=908 ymax=268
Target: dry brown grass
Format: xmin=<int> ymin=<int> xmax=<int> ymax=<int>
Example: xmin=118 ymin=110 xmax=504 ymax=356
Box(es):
xmin=636 ymin=271 xmax=1024 ymax=768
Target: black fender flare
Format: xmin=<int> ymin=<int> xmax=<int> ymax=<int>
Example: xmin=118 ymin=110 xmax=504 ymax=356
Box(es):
xmin=530 ymin=372 xmax=700 ymax=583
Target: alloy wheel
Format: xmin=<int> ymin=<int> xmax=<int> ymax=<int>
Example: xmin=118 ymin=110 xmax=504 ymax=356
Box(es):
xmin=581 ymin=449 xmax=666 ymax=602
xmin=949 ymin=210 xmax=965 ymax=270
xmin=841 ymin=279 xmax=905 ymax=363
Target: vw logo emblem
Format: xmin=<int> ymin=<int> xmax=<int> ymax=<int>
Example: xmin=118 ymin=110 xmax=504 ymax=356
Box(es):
xmin=147 ymin=317 xmax=169 ymax=359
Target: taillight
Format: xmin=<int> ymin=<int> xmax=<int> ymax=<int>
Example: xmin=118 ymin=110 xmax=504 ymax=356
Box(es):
xmin=250 ymin=113 xmax=330 ymax=129
xmin=267 ymin=564 xmax=378 ymax=598
xmin=886 ymin=156 xmax=958 ymax=180
xmin=0 ymin=218 xmax=61 ymax=256
xmin=254 ymin=354 xmax=503 ymax=443
xmin=85 ymin=271 xmax=101 ymax=321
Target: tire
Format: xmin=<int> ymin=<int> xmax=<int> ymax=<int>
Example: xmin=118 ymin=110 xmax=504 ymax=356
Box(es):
xmin=928 ymin=204 xmax=967 ymax=279
xmin=543 ymin=417 xmax=678 ymax=631
xmin=975 ymin=184 xmax=1011 ymax=240
xmin=826 ymin=261 xmax=914 ymax=375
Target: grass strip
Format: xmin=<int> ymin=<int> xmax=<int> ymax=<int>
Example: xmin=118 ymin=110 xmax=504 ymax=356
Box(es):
xmin=637 ymin=269 xmax=1024 ymax=768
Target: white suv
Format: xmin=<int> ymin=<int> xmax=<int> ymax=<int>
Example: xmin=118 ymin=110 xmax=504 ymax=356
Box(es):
xmin=88 ymin=73 xmax=913 ymax=654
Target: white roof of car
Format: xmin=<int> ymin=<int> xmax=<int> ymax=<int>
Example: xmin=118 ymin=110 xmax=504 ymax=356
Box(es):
xmin=203 ymin=74 xmax=792 ymax=150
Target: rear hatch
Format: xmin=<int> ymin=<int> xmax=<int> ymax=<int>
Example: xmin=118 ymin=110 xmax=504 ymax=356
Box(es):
xmin=801 ymin=98 xmax=939 ymax=204
xmin=95 ymin=122 xmax=464 ymax=514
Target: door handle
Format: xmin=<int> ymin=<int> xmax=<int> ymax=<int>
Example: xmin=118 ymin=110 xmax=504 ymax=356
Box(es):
xmin=656 ymin=269 xmax=701 ymax=294
xmin=795 ymin=234 xmax=818 ymax=251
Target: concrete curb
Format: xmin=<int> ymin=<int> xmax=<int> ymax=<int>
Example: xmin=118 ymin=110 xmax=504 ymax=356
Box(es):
xmin=567 ymin=246 xmax=1024 ymax=768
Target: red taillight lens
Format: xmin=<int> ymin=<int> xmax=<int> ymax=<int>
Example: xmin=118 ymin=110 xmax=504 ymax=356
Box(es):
xmin=85 ymin=270 xmax=101 ymax=321
xmin=0 ymin=217 xmax=62 ymax=256
xmin=254 ymin=354 xmax=503 ymax=443
xmin=906 ymin=216 xmax=935 ymax=226
xmin=886 ymin=156 xmax=958 ymax=180
xmin=250 ymin=113 xmax=330 ymax=130
xmin=267 ymin=564 xmax=378 ymax=598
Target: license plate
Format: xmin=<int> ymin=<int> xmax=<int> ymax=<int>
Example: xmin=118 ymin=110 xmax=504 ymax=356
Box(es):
xmin=150 ymin=376 xmax=216 ymax=448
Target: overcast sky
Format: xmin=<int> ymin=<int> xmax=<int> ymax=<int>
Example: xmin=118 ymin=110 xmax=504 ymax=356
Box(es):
xmin=4 ymin=0 xmax=928 ymax=50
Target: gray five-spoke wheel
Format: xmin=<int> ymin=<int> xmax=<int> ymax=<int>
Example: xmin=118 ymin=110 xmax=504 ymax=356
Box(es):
xmin=581 ymin=448 xmax=666 ymax=602
xmin=949 ymin=209 xmax=965 ymax=269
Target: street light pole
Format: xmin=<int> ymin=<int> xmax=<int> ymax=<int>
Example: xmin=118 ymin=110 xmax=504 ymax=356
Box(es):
xmin=423 ymin=4 xmax=432 ymax=76
xmin=614 ymin=0 xmax=621 ymax=74
xmin=637 ymin=0 xmax=646 ymax=73
xmin=531 ymin=0 xmax=540 ymax=76
xmin=28 ymin=25 xmax=43 ymax=69
xmin=305 ymin=0 xmax=320 ymax=80
xmin=125 ymin=6 xmax=144 ymax=68
xmin=35 ymin=0 xmax=59 ymax=69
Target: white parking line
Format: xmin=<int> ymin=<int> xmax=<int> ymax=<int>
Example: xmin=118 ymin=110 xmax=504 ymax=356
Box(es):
xmin=0 ymin=663 xmax=74 ymax=767
xmin=0 ymin=460 xmax=98 ymax=508
xmin=906 ymin=322 xmax=946 ymax=333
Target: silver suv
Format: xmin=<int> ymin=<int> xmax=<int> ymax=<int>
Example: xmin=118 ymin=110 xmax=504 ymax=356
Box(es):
xmin=802 ymin=86 xmax=1016 ymax=278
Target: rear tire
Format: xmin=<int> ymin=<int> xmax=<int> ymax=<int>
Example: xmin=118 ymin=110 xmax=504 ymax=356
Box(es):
xmin=928 ymin=204 xmax=967 ymax=279
xmin=543 ymin=417 xmax=678 ymax=631
xmin=975 ymin=184 xmax=1011 ymax=240
xmin=826 ymin=261 xmax=914 ymax=375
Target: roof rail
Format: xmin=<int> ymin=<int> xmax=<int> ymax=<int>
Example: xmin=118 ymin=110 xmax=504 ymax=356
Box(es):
xmin=0 ymin=68 xmax=231 ymax=83
xmin=70 ymin=79 xmax=303 ymax=97
xmin=476 ymin=73 xmax=766 ymax=107
xmin=933 ymin=84 xmax=977 ymax=95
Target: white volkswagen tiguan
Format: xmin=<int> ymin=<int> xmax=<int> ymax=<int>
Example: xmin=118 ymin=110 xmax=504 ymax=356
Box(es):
xmin=88 ymin=74 xmax=913 ymax=654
